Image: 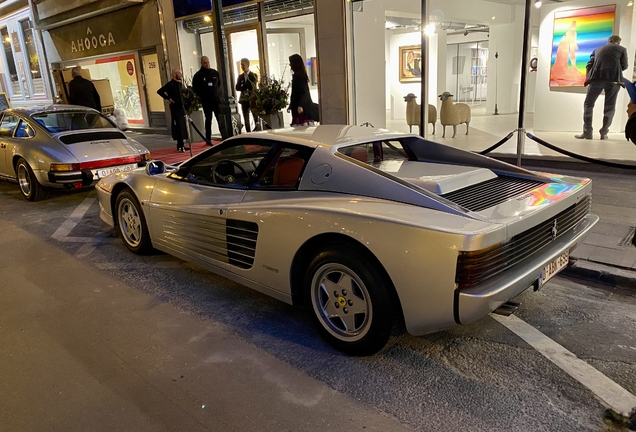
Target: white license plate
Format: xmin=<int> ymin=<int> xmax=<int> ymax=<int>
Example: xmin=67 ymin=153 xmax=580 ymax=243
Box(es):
xmin=93 ymin=164 xmax=137 ymax=179
xmin=539 ymin=250 xmax=569 ymax=287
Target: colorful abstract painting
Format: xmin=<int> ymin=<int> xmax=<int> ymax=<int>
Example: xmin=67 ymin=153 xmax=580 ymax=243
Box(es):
xmin=549 ymin=4 xmax=615 ymax=87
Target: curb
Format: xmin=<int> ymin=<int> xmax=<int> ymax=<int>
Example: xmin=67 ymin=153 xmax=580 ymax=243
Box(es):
xmin=562 ymin=259 xmax=636 ymax=290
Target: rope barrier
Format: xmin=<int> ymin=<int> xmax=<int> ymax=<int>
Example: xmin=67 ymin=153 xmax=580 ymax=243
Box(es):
xmin=186 ymin=116 xmax=213 ymax=146
xmin=473 ymin=127 xmax=636 ymax=170
xmin=525 ymin=132 xmax=636 ymax=170
xmin=478 ymin=131 xmax=515 ymax=155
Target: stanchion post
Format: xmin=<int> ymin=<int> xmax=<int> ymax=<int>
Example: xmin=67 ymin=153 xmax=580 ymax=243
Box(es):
xmin=185 ymin=114 xmax=193 ymax=157
xmin=516 ymin=0 xmax=533 ymax=166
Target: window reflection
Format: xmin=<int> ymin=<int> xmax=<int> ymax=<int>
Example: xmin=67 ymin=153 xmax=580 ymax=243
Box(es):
xmin=1 ymin=27 xmax=20 ymax=96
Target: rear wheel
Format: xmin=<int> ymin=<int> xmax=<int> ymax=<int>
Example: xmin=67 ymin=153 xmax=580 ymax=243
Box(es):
xmin=16 ymin=158 xmax=48 ymax=202
xmin=304 ymin=245 xmax=400 ymax=356
xmin=116 ymin=189 xmax=153 ymax=254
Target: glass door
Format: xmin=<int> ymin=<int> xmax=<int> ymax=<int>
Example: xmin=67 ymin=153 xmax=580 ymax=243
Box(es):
xmin=227 ymin=25 xmax=262 ymax=132
xmin=265 ymin=29 xmax=304 ymax=128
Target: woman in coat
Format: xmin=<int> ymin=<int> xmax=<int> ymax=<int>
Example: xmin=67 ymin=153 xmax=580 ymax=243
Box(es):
xmin=157 ymin=69 xmax=188 ymax=152
xmin=288 ymin=54 xmax=319 ymax=126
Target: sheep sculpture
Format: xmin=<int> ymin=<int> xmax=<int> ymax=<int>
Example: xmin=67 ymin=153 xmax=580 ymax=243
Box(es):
xmin=438 ymin=91 xmax=471 ymax=138
xmin=404 ymin=93 xmax=437 ymax=134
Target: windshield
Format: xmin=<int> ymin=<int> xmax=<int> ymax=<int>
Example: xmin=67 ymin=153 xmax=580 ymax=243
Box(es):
xmin=31 ymin=111 xmax=115 ymax=133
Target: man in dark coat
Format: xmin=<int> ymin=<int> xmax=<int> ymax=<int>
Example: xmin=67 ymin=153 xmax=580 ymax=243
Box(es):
xmin=68 ymin=66 xmax=101 ymax=112
xmin=575 ymin=35 xmax=628 ymax=140
xmin=235 ymin=58 xmax=258 ymax=132
xmin=192 ymin=56 xmax=222 ymax=144
xmin=157 ymin=69 xmax=188 ymax=152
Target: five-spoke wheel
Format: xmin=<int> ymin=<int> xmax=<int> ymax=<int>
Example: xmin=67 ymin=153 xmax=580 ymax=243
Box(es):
xmin=116 ymin=189 xmax=153 ymax=254
xmin=304 ymin=244 xmax=400 ymax=356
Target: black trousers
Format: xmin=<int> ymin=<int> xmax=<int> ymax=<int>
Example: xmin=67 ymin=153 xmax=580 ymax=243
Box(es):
xmin=240 ymin=102 xmax=254 ymax=132
xmin=583 ymin=81 xmax=621 ymax=135
xmin=202 ymin=104 xmax=220 ymax=143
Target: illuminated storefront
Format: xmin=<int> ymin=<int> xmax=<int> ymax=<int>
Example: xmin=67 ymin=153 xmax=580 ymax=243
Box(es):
xmin=175 ymin=0 xmax=317 ymax=132
xmin=34 ymin=0 xmax=177 ymax=129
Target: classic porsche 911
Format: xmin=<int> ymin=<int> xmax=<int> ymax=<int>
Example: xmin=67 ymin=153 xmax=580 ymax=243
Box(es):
xmin=0 ymin=105 xmax=151 ymax=201
xmin=96 ymin=126 xmax=598 ymax=355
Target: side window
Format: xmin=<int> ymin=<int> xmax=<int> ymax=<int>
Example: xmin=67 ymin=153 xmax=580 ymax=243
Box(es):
xmin=15 ymin=120 xmax=35 ymax=138
xmin=0 ymin=114 xmax=18 ymax=137
xmin=339 ymin=144 xmax=373 ymax=163
xmin=254 ymin=146 xmax=313 ymax=189
xmin=181 ymin=143 xmax=272 ymax=188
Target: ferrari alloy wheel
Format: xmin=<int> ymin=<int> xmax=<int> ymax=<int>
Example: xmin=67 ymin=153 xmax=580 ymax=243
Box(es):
xmin=311 ymin=263 xmax=373 ymax=342
xmin=116 ymin=189 xmax=153 ymax=254
xmin=305 ymin=245 xmax=400 ymax=356
xmin=16 ymin=158 xmax=48 ymax=201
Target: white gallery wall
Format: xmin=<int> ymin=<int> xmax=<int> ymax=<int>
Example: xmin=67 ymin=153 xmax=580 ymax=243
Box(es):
xmin=350 ymin=0 xmax=517 ymax=126
xmin=534 ymin=1 xmax=635 ymax=132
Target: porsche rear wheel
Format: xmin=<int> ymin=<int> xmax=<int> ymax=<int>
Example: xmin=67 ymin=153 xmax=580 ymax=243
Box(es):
xmin=16 ymin=158 xmax=48 ymax=202
xmin=304 ymin=245 xmax=399 ymax=356
xmin=116 ymin=189 xmax=153 ymax=254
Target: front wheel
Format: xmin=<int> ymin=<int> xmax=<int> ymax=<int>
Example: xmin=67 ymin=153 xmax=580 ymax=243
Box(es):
xmin=304 ymin=245 xmax=400 ymax=356
xmin=116 ymin=189 xmax=153 ymax=254
xmin=16 ymin=158 xmax=48 ymax=201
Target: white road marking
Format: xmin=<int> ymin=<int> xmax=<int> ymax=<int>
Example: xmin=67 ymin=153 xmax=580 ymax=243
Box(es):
xmin=75 ymin=243 xmax=96 ymax=259
xmin=492 ymin=313 xmax=636 ymax=415
xmin=52 ymin=194 xmax=96 ymax=241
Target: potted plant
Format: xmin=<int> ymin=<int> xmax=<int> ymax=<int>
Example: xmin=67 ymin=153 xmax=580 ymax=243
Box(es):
xmin=249 ymin=75 xmax=289 ymax=129
xmin=182 ymin=78 xmax=205 ymax=142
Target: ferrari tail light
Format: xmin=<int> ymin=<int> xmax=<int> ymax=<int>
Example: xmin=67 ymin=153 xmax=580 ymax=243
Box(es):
xmin=50 ymin=163 xmax=79 ymax=171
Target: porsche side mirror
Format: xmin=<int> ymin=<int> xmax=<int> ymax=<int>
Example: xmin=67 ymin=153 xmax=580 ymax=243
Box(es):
xmin=145 ymin=160 xmax=166 ymax=175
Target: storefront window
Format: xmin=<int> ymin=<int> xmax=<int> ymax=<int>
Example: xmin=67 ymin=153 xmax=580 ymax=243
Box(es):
xmin=82 ymin=54 xmax=144 ymax=124
xmin=1 ymin=27 xmax=20 ymax=96
xmin=20 ymin=19 xmax=45 ymax=95
xmin=266 ymin=15 xmax=317 ymax=128
xmin=351 ymin=3 xmax=423 ymax=131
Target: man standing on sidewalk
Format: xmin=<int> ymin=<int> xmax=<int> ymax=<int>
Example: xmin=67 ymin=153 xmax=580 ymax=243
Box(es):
xmin=68 ymin=66 xmax=101 ymax=112
xmin=575 ymin=35 xmax=628 ymax=140
xmin=157 ymin=69 xmax=187 ymax=152
xmin=235 ymin=58 xmax=258 ymax=132
xmin=192 ymin=56 xmax=222 ymax=144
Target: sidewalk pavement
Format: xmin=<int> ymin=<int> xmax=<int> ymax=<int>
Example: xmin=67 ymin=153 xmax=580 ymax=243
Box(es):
xmin=125 ymin=130 xmax=636 ymax=290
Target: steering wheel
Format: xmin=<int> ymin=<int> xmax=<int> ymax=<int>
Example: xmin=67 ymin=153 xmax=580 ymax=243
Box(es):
xmin=211 ymin=159 xmax=250 ymax=185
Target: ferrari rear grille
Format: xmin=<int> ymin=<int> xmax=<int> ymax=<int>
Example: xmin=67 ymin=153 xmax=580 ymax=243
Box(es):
xmin=441 ymin=176 xmax=546 ymax=212
xmin=456 ymin=195 xmax=591 ymax=288
xmin=226 ymin=220 xmax=258 ymax=269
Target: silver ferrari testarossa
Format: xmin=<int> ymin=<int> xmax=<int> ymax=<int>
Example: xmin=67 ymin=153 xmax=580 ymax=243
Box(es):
xmin=96 ymin=126 xmax=598 ymax=355
xmin=0 ymin=105 xmax=150 ymax=201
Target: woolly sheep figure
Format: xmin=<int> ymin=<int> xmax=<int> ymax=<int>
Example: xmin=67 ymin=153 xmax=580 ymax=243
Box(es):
xmin=438 ymin=91 xmax=471 ymax=138
xmin=403 ymin=93 xmax=437 ymax=134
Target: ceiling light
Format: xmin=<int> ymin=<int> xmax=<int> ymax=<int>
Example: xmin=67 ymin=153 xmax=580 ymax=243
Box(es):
xmin=628 ymin=0 xmax=634 ymax=6
xmin=203 ymin=15 xmax=211 ymax=22
xmin=535 ymin=0 xmax=542 ymax=8
xmin=424 ymin=23 xmax=436 ymax=36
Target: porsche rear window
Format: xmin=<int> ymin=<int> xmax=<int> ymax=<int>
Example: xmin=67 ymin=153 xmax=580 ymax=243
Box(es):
xmin=32 ymin=112 xmax=114 ymax=133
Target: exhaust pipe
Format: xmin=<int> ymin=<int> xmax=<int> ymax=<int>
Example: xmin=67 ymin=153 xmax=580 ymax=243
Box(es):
xmin=492 ymin=300 xmax=520 ymax=317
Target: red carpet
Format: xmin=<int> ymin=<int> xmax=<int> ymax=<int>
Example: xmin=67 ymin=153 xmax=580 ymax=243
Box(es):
xmin=150 ymin=140 xmax=220 ymax=165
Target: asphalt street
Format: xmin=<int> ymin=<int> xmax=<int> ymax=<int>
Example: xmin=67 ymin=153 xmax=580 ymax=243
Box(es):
xmin=0 ymin=181 xmax=635 ymax=431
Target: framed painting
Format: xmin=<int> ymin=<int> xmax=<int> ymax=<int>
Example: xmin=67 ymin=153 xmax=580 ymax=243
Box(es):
xmin=549 ymin=4 xmax=615 ymax=87
xmin=399 ymin=45 xmax=422 ymax=83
